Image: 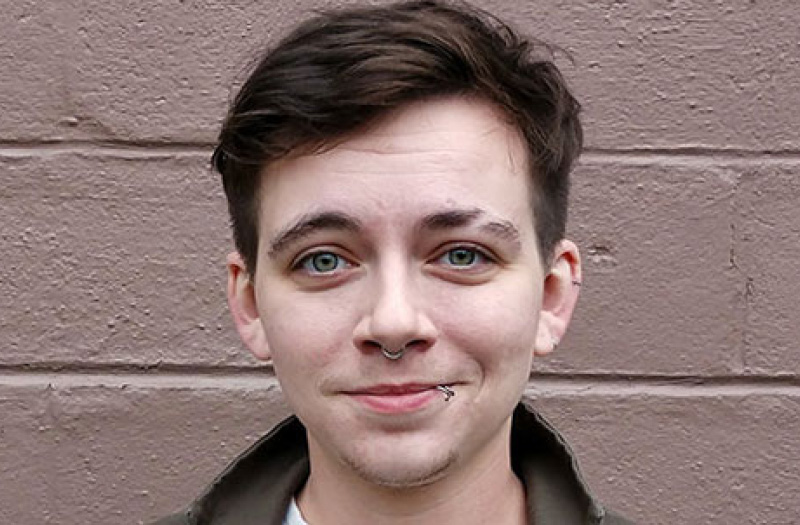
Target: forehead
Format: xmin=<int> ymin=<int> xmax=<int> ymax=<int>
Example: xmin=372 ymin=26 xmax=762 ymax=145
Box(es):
xmin=258 ymin=97 xmax=534 ymax=234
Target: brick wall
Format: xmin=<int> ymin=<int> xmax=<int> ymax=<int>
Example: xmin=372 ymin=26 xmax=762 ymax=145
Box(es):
xmin=2 ymin=1 xmax=798 ymax=523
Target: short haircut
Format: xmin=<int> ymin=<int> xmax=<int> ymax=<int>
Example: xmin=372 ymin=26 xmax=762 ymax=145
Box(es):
xmin=213 ymin=0 xmax=583 ymax=276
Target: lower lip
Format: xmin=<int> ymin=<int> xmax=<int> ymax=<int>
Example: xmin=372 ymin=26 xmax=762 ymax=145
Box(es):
xmin=350 ymin=388 xmax=441 ymax=414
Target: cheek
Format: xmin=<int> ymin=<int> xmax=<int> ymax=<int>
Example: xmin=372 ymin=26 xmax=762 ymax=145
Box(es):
xmin=261 ymin=291 xmax=356 ymax=371
xmin=433 ymin=281 xmax=541 ymax=363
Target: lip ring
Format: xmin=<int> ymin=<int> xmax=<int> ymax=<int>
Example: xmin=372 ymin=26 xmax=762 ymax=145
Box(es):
xmin=436 ymin=385 xmax=455 ymax=401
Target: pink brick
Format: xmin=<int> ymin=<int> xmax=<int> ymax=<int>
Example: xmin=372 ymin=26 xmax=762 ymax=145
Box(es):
xmin=527 ymin=385 xmax=800 ymax=525
xmin=0 ymin=379 xmax=288 ymax=525
xmin=1 ymin=1 xmax=798 ymax=150
xmin=0 ymin=0 xmax=314 ymax=143
xmin=518 ymin=0 xmax=800 ymax=151
xmin=2 ymin=379 xmax=798 ymax=524
xmin=0 ymin=1 xmax=73 ymax=142
xmin=4 ymin=152 xmax=775 ymax=378
xmin=735 ymin=162 xmax=800 ymax=374
xmin=543 ymin=156 xmax=744 ymax=376
xmin=0 ymin=151 xmax=253 ymax=368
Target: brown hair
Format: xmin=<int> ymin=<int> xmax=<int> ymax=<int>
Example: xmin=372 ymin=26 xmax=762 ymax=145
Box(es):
xmin=213 ymin=0 xmax=583 ymax=275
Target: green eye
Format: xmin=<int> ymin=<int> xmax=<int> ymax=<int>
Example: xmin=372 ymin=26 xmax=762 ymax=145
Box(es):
xmin=445 ymin=248 xmax=479 ymax=267
xmin=301 ymin=252 xmax=345 ymax=273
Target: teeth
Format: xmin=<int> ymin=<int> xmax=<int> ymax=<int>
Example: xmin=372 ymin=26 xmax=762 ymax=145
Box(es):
xmin=436 ymin=385 xmax=455 ymax=401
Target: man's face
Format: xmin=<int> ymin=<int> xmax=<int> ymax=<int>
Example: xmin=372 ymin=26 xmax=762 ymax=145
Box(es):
xmin=232 ymin=97 xmax=571 ymax=488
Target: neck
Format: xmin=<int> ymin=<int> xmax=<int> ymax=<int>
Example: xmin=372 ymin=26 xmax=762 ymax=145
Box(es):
xmin=297 ymin=426 xmax=526 ymax=525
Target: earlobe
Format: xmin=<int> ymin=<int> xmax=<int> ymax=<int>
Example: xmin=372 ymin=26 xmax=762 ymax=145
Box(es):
xmin=534 ymin=240 xmax=582 ymax=357
xmin=227 ymin=252 xmax=271 ymax=362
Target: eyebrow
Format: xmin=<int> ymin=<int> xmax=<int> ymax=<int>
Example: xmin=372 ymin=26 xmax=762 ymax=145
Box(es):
xmin=421 ymin=208 xmax=522 ymax=248
xmin=267 ymin=211 xmax=362 ymax=258
xmin=267 ymin=207 xmax=522 ymax=258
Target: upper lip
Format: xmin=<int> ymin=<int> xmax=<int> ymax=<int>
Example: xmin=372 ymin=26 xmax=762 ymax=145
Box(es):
xmin=347 ymin=383 xmax=447 ymax=395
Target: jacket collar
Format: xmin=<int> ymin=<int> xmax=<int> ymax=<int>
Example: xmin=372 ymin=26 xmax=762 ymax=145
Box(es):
xmin=186 ymin=402 xmax=606 ymax=525
xmin=511 ymin=402 xmax=606 ymax=524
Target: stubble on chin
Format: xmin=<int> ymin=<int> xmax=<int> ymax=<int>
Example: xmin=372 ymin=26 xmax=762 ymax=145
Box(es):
xmin=343 ymin=449 xmax=459 ymax=489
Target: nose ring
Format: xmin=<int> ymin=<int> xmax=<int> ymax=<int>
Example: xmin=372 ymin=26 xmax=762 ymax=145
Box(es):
xmin=381 ymin=345 xmax=406 ymax=360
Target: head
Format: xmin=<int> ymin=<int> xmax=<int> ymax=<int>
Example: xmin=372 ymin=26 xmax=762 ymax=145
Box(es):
xmin=213 ymin=0 xmax=582 ymax=277
xmin=218 ymin=0 xmax=584 ymax=498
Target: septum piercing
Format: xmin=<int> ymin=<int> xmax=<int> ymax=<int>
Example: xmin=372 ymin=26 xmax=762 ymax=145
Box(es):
xmin=436 ymin=385 xmax=455 ymax=401
xmin=381 ymin=345 xmax=405 ymax=360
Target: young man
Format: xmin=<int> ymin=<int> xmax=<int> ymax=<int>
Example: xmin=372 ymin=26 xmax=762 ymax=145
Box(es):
xmin=156 ymin=1 xmax=632 ymax=523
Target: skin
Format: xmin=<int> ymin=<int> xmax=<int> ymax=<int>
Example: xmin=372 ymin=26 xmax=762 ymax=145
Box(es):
xmin=228 ymin=96 xmax=581 ymax=525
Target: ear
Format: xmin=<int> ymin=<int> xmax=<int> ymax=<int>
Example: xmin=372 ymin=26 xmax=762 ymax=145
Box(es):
xmin=227 ymin=252 xmax=271 ymax=362
xmin=534 ymin=239 xmax=582 ymax=357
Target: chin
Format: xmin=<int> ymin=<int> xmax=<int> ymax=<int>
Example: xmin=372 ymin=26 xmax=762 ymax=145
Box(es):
xmin=343 ymin=448 xmax=458 ymax=488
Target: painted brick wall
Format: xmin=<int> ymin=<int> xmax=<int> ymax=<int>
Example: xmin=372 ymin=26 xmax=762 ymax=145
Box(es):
xmin=1 ymin=1 xmax=798 ymax=523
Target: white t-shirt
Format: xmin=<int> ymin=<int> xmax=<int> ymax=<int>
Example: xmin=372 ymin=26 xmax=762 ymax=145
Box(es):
xmin=282 ymin=497 xmax=310 ymax=525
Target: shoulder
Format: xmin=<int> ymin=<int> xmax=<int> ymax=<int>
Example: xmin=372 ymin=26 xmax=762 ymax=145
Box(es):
xmin=147 ymin=416 xmax=307 ymax=525
xmin=147 ymin=512 xmax=190 ymax=525
xmin=602 ymin=510 xmax=636 ymax=524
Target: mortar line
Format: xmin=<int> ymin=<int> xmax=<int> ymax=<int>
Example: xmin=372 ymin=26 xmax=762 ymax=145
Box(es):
xmin=584 ymin=146 xmax=800 ymax=159
xmin=3 ymin=141 xmax=800 ymax=162
xmin=3 ymin=362 xmax=800 ymax=383
xmin=1 ymin=368 xmax=799 ymax=395
xmin=0 ymin=139 xmax=215 ymax=150
xmin=0 ymin=141 xmax=213 ymax=158
xmin=2 ymin=362 xmax=799 ymax=384
xmin=0 ymin=371 xmax=280 ymax=390
xmin=580 ymin=152 xmax=800 ymax=167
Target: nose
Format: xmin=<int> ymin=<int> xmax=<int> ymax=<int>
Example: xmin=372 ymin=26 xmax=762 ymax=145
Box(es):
xmin=353 ymin=270 xmax=437 ymax=357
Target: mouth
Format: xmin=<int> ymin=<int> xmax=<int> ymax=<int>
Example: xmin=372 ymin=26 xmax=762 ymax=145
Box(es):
xmin=346 ymin=383 xmax=453 ymax=414
xmin=351 ymin=383 xmax=442 ymax=395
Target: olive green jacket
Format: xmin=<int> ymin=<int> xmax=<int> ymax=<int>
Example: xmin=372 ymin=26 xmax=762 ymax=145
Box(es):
xmin=153 ymin=402 xmax=633 ymax=525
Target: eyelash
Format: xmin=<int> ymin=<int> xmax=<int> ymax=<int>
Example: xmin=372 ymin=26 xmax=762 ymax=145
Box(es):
xmin=433 ymin=244 xmax=496 ymax=269
xmin=290 ymin=244 xmax=497 ymax=278
xmin=292 ymin=250 xmax=352 ymax=275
